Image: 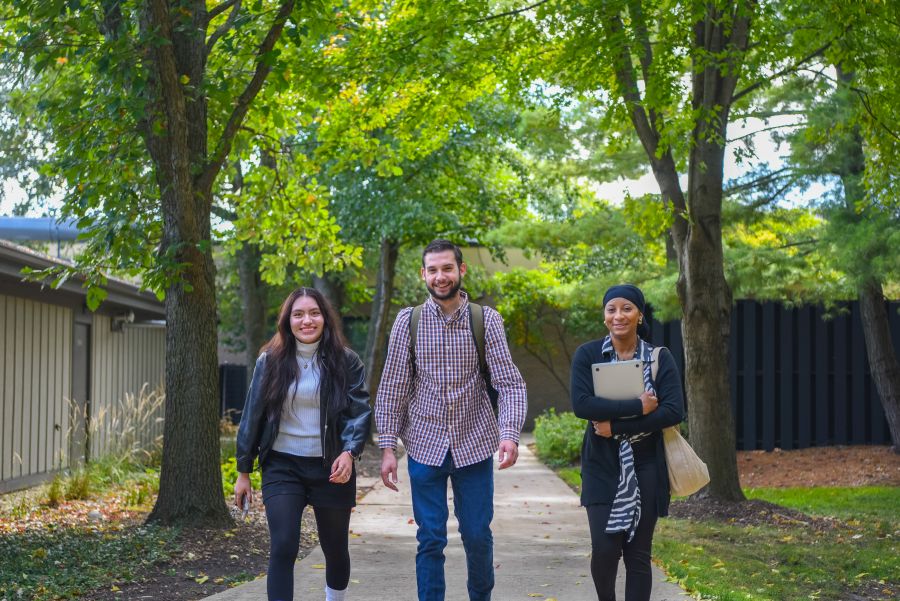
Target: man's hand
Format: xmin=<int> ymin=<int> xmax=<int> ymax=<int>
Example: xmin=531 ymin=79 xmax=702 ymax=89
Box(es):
xmin=380 ymin=448 xmax=399 ymax=491
xmin=497 ymin=440 xmax=519 ymax=470
xmin=593 ymin=420 xmax=612 ymax=438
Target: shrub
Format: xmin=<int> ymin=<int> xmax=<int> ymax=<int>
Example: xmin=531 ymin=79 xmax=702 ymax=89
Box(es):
xmin=221 ymin=457 xmax=261 ymax=494
xmin=533 ymin=409 xmax=585 ymax=467
xmin=44 ymin=475 xmax=64 ymax=507
xmin=64 ymin=469 xmax=91 ymax=501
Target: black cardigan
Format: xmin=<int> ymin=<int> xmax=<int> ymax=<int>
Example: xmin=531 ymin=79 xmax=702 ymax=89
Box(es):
xmin=569 ymin=339 xmax=684 ymax=516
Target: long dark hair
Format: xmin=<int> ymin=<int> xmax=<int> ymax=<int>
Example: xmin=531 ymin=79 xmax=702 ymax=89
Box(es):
xmin=259 ymin=287 xmax=348 ymax=420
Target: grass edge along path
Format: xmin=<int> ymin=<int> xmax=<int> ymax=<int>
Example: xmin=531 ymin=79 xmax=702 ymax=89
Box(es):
xmin=655 ymin=486 xmax=898 ymax=601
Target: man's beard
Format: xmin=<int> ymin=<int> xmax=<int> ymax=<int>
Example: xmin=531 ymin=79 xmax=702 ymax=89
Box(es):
xmin=426 ymin=277 xmax=462 ymax=301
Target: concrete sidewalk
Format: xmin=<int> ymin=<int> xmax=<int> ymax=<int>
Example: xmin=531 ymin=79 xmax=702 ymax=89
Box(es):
xmin=204 ymin=439 xmax=687 ymax=600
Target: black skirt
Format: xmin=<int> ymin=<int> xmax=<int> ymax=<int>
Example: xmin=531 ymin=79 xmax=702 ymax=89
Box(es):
xmin=261 ymin=450 xmax=356 ymax=508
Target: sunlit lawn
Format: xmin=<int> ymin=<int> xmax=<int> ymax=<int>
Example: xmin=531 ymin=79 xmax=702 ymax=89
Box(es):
xmin=653 ymin=487 xmax=898 ymax=601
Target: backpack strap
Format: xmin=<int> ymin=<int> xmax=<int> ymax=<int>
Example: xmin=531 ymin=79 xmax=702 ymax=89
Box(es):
xmin=408 ymin=304 xmax=424 ymax=377
xmin=468 ymin=303 xmax=489 ymax=379
xmin=650 ymin=346 xmax=663 ymax=383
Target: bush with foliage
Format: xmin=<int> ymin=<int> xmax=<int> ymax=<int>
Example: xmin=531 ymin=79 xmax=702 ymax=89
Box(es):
xmin=533 ymin=409 xmax=585 ymax=467
xmin=221 ymin=457 xmax=262 ymax=493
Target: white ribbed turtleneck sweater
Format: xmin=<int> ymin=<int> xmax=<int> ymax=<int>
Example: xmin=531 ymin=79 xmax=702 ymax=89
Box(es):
xmin=272 ymin=340 xmax=323 ymax=457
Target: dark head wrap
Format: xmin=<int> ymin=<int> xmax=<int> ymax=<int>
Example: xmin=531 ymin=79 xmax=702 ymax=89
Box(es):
xmin=603 ymin=284 xmax=645 ymax=313
xmin=602 ymin=284 xmax=651 ymax=339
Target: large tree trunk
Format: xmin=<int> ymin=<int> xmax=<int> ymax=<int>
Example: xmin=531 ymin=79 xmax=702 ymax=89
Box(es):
xmin=364 ymin=238 xmax=399 ymax=401
xmin=858 ymin=279 xmax=900 ymax=450
xmin=151 ymin=220 xmax=228 ymax=525
xmin=679 ymin=139 xmax=743 ymax=500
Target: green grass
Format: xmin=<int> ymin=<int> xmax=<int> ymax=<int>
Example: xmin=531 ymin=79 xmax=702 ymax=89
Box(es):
xmin=745 ymin=486 xmax=898 ymax=523
xmin=557 ymin=466 xmax=582 ymax=492
xmin=653 ymin=487 xmax=899 ymax=601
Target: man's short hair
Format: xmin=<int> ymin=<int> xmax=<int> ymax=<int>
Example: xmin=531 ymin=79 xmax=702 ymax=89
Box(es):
xmin=422 ymin=239 xmax=463 ymax=267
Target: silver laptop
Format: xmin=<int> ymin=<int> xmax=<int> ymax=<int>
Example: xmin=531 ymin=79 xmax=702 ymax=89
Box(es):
xmin=591 ymin=360 xmax=645 ymax=400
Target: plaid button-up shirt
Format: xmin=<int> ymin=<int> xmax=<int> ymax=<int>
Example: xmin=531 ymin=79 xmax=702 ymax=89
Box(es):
xmin=375 ymin=292 xmax=527 ymax=468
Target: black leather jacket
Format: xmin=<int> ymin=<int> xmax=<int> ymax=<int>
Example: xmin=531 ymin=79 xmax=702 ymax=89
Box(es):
xmin=235 ymin=348 xmax=372 ymax=474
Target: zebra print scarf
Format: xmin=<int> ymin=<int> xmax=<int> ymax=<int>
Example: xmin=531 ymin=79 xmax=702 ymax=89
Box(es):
xmin=601 ymin=336 xmax=656 ymax=542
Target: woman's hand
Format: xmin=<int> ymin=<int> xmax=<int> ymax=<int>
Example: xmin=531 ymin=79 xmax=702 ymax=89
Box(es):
xmin=234 ymin=472 xmax=253 ymax=509
xmin=329 ymin=451 xmax=354 ymax=484
xmin=640 ymin=391 xmax=658 ymax=415
xmin=592 ymin=420 xmax=613 ymax=438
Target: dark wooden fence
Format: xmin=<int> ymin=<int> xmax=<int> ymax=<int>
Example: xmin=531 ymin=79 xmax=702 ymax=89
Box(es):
xmin=648 ymin=300 xmax=899 ymax=450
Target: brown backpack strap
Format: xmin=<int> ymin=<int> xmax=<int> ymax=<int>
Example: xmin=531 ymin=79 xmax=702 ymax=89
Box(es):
xmin=650 ymin=346 xmax=664 ymax=383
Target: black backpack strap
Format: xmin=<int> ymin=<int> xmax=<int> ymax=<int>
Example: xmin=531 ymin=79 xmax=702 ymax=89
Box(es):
xmin=408 ymin=304 xmax=424 ymax=378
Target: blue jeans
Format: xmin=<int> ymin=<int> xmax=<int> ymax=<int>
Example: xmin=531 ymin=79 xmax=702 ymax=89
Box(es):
xmin=408 ymin=452 xmax=494 ymax=601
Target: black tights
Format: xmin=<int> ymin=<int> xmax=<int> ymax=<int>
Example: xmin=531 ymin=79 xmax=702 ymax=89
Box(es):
xmin=585 ymin=461 xmax=659 ymax=601
xmin=264 ymin=494 xmax=351 ymax=601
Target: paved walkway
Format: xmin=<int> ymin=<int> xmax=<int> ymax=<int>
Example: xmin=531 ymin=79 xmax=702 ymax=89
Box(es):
xmin=204 ymin=438 xmax=687 ymax=600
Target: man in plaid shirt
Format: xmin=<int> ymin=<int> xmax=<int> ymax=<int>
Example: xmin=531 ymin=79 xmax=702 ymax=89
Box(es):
xmin=376 ymin=239 xmax=528 ymax=601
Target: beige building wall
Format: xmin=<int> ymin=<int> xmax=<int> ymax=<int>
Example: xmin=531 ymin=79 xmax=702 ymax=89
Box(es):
xmin=89 ymin=315 xmax=165 ymax=460
xmin=0 ymin=294 xmax=72 ymax=484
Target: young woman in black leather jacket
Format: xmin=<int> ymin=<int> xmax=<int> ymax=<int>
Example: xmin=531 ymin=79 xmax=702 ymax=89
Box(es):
xmin=234 ymin=287 xmax=371 ymax=601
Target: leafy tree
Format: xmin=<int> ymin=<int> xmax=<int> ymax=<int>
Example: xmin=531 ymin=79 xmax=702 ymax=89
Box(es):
xmin=0 ymin=0 xmax=356 ymax=524
xmin=520 ymin=0 xmax=849 ymax=500
xmin=323 ymin=97 xmax=532 ymax=396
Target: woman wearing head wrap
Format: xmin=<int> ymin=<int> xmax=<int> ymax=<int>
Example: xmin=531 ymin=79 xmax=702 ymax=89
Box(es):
xmin=569 ymin=284 xmax=685 ymax=600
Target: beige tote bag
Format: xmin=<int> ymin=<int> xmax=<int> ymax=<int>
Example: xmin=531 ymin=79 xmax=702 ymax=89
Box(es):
xmin=662 ymin=426 xmax=710 ymax=496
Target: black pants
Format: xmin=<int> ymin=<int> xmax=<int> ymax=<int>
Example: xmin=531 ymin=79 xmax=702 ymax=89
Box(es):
xmin=265 ymin=494 xmax=351 ymax=601
xmin=585 ymin=460 xmax=660 ymax=601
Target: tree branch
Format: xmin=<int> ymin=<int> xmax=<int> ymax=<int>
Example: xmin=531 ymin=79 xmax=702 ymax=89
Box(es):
xmin=607 ymin=13 xmax=659 ymax=158
xmin=851 ymin=86 xmax=900 ymax=143
xmin=207 ymin=0 xmax=242 ymax=54
xmin=724 ymin=167 xmax=796 ymax=196
xmin=198 ymin=0 xmax=295 ymax=196
xmin=207 ymin=0 xmax=239 ymax=23
xmin=732 ymin=40 xmax=833 ymax=103
xmin=626 ymin=0 xmax=659 ymax=132
xmin=472 ymin=0 xmax=552 ymax=24
xmin=211 ymin=204 xmax=238 ymax=222
xmin=727 ymin=121 xmax=805 ymax=143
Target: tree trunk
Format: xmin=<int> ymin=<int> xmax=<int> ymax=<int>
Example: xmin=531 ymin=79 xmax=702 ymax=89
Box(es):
xmin=364 ymin=238 xmax=399 ymax=402
xmin=858 ymin=279 xmax=900 ymax=450
xmin=237 ymin=242 xmax=268 ymax=368
xmin=313 ymin=274 xmax=345 ymax=331
xmin=680 ymin=139 xmax=743 ymax=501
xmin=150 ymin=224 xmax=228 ymax=525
